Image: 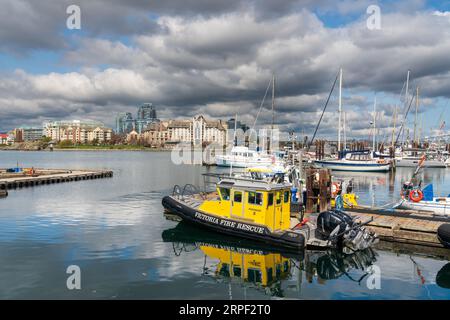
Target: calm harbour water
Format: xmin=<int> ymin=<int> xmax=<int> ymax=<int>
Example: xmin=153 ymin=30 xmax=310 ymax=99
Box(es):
xmin=0 ymin=150 xmax=449 ymax=299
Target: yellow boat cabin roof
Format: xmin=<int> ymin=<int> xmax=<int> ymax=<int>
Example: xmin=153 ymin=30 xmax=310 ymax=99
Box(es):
xmin=216 ymin=177 xmax=291 ymax=192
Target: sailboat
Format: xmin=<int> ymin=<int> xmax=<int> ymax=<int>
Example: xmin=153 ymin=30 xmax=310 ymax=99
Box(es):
xmin=215 ymin=74 xmax=284 ymax=168
xmin=315 ymin=70 xmax=391 ymax=172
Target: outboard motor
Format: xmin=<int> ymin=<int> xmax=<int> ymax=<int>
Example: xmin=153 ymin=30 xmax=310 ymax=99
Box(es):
xmin=316 ymin=210 xmax=378 ymax=251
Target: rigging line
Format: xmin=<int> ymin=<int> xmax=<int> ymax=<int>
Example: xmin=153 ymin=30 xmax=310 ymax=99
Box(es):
xmin=251 ymin=77 xmax=273 ymax=131
xmin=307 ymin=70 xmax=340 ymax=152
xmin=395 ymin=92 xmax=416 ymax=146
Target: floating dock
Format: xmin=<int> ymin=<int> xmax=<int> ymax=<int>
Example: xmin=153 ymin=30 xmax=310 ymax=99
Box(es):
xmin=347 ymin=207 xmax=449 ymax=248
xmin=0 ymin=168 xmax=113 ymax=191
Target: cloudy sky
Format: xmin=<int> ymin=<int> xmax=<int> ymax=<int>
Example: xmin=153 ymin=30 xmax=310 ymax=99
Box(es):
xmin=0 ymin=0 xmax=449 ymax=141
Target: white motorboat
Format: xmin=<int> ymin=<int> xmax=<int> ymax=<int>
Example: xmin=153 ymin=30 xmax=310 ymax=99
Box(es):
xmin=315 ymin=150 xmax=391 ymax=172
xmin=395 ymin=156 xmax=446 ymax=168
xmin=215 ymin=146 xmax=280 ymax=168
xmin=397 ymin=184 xmax=450 ymax=216
xmin=395 ymin=149 xmax=446 ymax=168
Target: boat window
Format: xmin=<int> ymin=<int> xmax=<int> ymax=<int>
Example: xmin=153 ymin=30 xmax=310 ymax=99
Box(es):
xmin=233 ymin=266 xmax=241 ymax=277
xmin=248 ymin=192 xmax=263 ymax=205
xmin=256 ymin=192 xmax=263 ymax=205
xmin=283 ymin=261 xmax=289 ymax=272
xmin=276 ymin=264 xmax=281 ymax=278
xmin=247 ymin=268 xmax=262 ymax=283
xmin=268 ymin=193 xmax=274 ymax=206
xmin=219 ymin=188 xmax=230 ymax=201
xmin=234 ymin=191 xmax=242 ymax=203
xmin=284 ymin=191 xmax=290 ymax=203
xmin=276 ymin=192 xmax=282 ymax=205
xmin=267 ymin=268 xmax=273 ymax=283
xmin=219 ymin=263 xmax=230 ymax=277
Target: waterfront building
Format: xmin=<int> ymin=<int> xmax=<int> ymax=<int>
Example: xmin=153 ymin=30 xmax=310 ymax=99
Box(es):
xmin=43 ymin=120 xmax=112 ymax=144
xmin=226 ymin=118 xmax=249 ymax=132
xmin=167 ymin=115 xmax=227 ymax=147
xmin=136 ymin=103 xmax=160 ymax=134
xmin=126 ymin=129 xmax=139 ymax=144
xmin=115 ymin=112 xmax=134 ymax=134
xmin=0 ymin=133 xmax=8 ymax=145
xmin=141 ymin=122 xmax=170 ymax=147
xmin=10 ymin=127 xmax=43 ymax=142
xmin=115 ymin=103 xmax=160 ymax=134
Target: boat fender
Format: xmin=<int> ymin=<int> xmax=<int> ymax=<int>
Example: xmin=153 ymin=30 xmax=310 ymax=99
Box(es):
xmin=331 ymin=182 xmax=341 ymax=197
xmin=437 ymin=224 xmax=450 ymax=249
xmin=409 ymin=189 xmax=423 ymax=202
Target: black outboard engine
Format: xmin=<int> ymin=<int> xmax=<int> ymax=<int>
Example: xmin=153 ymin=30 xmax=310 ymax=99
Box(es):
xmin=316 ymin=210 xmax=378 ymax=251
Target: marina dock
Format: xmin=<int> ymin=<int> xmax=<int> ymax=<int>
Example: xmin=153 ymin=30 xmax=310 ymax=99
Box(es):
xmin=0 ymin=168 xmax=113 ymax=191
xmin=347 ymin=207 xmax=449 ymax=248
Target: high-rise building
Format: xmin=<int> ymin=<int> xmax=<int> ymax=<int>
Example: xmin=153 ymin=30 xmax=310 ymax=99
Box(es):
xmin=136 ymin=103 xmax=159 ymax=133
xmin=226 ymin=118 xmax=249 ymax=132
xmin=115 ymin=103 xmax=160 ymax=134
xmin=115 ymin=112 xmax=134 ymax=134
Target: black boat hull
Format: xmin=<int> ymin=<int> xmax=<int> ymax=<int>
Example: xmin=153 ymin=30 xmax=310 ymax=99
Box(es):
xmin=162 ymin=196 xmax=305 ymax=250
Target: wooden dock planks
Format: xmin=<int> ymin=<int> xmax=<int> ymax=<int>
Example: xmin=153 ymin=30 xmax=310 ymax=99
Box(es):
xmin=347 ymin=208 xmax=448 ymax=247
xmin=0 ymin=169 xmax=113 ymax=191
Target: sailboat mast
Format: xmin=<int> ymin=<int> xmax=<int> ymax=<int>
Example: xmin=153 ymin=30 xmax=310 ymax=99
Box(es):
xmin=229 ymin=113 xmax=238 ymax=177
xmin=373 ymin=95 xmax=377 ymax=152
xmin=405 ymin=70 xmax=410 ymax=110
xmin=343 ymin=111 xmax=347 ymax=151
xmin=391 ymin=106 xmax=397 ymax=148
xmin=271 ymin=73 xmax=275 ymax=153
xmin=414 ymin=87 xmax=419 ymax=145
xmin=338 ymin=68 xmax=343 ymax=152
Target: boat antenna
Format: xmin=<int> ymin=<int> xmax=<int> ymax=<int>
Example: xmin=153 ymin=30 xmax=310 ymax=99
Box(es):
xmin=229 ymin=113 xmax=238 ymax=177
xmin=307 ymin=69 xmax=340 ymax=152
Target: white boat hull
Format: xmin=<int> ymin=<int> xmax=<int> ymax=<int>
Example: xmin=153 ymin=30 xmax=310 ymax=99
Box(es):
xmin=395 ymin=158 xmax=446 ymax=168
xmin=315 ymin=161 xmax=391 ymax=172
xmin=216 ymin=158 xmax=274 ymax=168
xmin=399 ymin=200 xmax=450 ymax=216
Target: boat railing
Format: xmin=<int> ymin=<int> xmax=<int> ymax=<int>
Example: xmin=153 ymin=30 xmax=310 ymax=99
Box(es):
xmin=172 ymin=183 xmax=206 ymax=200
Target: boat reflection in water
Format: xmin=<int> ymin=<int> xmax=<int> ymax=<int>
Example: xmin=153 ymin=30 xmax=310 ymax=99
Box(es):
xmin=162 ymin=219 xmax=378 ymax=297
xmin=436 ymin=263 xmax=450 ymax=289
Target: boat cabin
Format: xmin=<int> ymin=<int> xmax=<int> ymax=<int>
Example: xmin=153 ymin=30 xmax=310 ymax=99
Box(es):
xmin=198 ymin=178 xmax=292 ymax=232
xmin=344 ymin=151 xmax=373 ymax=161
xmin=200 ymin=245 xmax=290 ymax=287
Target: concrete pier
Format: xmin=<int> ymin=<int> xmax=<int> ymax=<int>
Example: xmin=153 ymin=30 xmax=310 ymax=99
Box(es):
xmin=0 ymin=168 xmax=113 ymax=191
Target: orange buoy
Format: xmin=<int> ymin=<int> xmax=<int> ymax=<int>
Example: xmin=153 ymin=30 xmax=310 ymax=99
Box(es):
xmin=409 ymin=189 xmax=424 ymax=202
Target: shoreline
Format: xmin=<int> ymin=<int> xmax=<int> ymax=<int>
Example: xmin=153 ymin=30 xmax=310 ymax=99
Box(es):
xmin=0 ymin=147 xmax=171 ymax=152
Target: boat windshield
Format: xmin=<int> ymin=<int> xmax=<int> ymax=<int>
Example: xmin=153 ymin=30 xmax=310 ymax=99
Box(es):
xmin=219 ymin=187 xmax=231 ymax=200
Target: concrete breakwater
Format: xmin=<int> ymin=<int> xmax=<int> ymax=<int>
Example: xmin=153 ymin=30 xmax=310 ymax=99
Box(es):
xmin=0 ymin=168 xmax=113 ymax=191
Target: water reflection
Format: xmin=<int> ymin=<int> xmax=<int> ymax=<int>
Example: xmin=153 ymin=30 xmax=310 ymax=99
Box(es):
xmin=436 ymin=263 xmax=450 ymax=289
xmin=162 ymin=221 xmax=377 ymax=298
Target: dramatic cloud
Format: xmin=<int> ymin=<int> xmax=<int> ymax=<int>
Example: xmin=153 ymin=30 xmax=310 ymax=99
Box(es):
xmin=0 ymin=1 xmax=448 ymax=138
